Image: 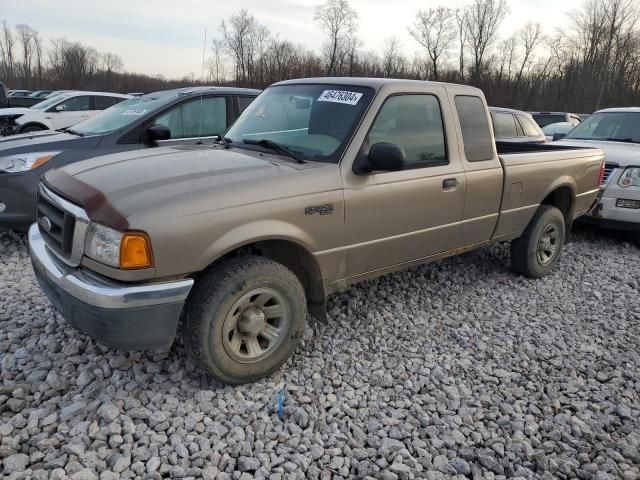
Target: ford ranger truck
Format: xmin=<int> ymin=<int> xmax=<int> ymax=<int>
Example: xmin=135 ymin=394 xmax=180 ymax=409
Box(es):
xmin=28 ymin=78 xmax=604 ymax=384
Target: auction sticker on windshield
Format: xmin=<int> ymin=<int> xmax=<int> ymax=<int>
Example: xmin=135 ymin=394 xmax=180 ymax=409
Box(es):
xmin=122 ymin=109 xmax=148 ymax=116
xmin=318 ymin=90 xmax=362 ymax=105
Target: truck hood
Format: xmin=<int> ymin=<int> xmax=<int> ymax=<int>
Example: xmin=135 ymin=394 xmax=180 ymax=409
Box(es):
xmin=555 ymin=139 xmax=640 ymax=167
xmin=44 ymin=145 xmax=335 ymax=229
xmin=0 ymin=107 xmax=32 ymax=117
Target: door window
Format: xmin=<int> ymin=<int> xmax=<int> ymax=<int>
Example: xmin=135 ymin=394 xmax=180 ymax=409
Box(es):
xmin=154 ymin=96 xmax=227 ymax=139
xmin=517 ymin=115 xmax=542 ymax=137
xmin=454 ymin=96 xmax=494 ymax=162
xmin=55 ymin=96 xmax=91 ymax=112
xmin=366 ymin=94 xmax=447 ymax=169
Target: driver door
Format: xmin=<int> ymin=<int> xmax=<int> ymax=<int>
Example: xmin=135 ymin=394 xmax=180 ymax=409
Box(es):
xmin=341 ymin=90 xmax=467 ymax=278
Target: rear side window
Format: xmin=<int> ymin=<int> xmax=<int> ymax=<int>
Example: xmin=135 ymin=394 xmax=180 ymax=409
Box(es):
xmin=56 ymin=95 xmax=91 ymax=112
xmin=494 ymin=113 xmax=517 ymax=138
xmin=518 ymin=115 xmax=542 ymax=137
xmin=94 ymin=96 xmax=124 ymax=110
xmin=367 ymin=94 xmax=447 ymax=169
xmin=454 ymin=96 xmax=494 ymax=162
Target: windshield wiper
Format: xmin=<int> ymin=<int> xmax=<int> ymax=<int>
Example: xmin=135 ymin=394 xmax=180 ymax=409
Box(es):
xmin=242 ymin=139 xmax=306 ymax=164
xmin=57 ymin=128 xmax=84 ymax=137
xmin=604 ymin=137 xmax=640 ymax=144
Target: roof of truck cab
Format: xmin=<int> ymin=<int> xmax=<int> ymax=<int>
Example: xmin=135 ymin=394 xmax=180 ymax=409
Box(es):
xmin=595 ymin=107 xmax=640 ymax=113
xmin=272 ymin=77 xmax=483 ymax=94
xmin=489 ymin=106 xmax=535 ymax=117
xmin=145 ymin=87 xmax=261 ymax=98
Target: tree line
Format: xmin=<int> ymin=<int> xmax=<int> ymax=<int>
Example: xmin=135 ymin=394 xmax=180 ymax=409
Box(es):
xmin=2 ymin=0 xmax=639 ymax=112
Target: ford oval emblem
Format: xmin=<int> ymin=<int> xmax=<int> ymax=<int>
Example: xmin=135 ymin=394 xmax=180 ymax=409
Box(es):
xmin=40 ymin=216 xmax=52 ymax=232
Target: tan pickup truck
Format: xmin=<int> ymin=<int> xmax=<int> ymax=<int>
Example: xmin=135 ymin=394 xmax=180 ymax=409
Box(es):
xmin=28 ymin=78 xmax=604 ymax=384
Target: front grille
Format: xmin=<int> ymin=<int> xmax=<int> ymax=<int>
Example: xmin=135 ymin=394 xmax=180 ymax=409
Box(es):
xmin=601 ymin=163 xmax=617 ymax=186
xmin=36 ymin=190 xmax=76 ymax=257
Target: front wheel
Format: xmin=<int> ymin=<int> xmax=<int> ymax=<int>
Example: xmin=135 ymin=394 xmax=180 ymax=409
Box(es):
xmin=181 ymin=256 xmax=306 ymax=384
xmin=510 ymin=205 xmax=566 ymax=278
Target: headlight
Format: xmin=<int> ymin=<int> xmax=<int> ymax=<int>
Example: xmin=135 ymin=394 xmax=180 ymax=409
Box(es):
xmin=618 ymin=167 xmax=640 ymax=188
xmin=0 ymin=151 xmax=60 ymax=173
xmin=85 ymin=223 xmax=153 ymax=269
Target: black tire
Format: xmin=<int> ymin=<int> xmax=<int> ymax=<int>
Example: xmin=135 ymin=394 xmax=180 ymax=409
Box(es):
xmin=20 ymin=125 xmax=46 ymax=133
xmin=510 ymin=205 xmax=566 ymax=278
xmin=181 ymin=255 xmax=306 ymax=384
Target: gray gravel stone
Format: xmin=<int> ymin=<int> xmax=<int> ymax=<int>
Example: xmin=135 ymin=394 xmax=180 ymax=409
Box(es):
xmin=0 ymin=228 xmax=638 ymax=480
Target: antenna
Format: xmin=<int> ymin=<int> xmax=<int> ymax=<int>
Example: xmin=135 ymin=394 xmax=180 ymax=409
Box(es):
xmin=197 ymin=28 xmax=207 ymax=145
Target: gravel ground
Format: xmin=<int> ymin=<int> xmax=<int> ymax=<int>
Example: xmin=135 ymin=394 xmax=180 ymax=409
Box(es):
xmin=0 ymin=227 xmax=639 ymax=480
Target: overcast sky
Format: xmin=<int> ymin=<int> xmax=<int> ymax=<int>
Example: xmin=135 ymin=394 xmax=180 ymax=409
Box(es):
xmin=3 ymin=0 xmax=583 ymax=78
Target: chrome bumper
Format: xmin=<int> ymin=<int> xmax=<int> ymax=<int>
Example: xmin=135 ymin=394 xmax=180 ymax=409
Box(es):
xmin=28 ymin=223 xmax=193 ymax=310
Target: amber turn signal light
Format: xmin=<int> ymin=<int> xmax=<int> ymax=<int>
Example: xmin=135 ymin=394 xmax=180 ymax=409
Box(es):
xmin=119 ymin=232 xmax=154 ymax=269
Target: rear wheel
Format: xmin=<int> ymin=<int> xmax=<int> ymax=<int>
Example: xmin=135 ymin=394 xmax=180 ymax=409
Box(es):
xmin=510 ymin=205 xmax=566 ymax=278
xmin=181 ymin=256 xmax=306 ymax=384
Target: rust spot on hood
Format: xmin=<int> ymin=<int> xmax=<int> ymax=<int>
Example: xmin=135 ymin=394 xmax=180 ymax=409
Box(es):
xmin=44 ymin=169 xmax=129 ymax=231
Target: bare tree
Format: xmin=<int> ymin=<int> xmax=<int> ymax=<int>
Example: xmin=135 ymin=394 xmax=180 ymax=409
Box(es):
xmin=15 ymin=24 xmax=36 ymax=88
xmin=511 ymin=22 xmax=543 ymax=103
xmin=381 ymin=37 xmax=404 ymax=77
xmin=409 ymin=7 xmax=456 ymax=80
xmin=314 ymin=0 xmax=358 ymax=75
xmin=464 ymin=0 xmax=509 ymax=85
xmin=0 ymin=21 xmax=16 ymax=83
xmin=208 ymin=38 xmax=226 ymax=83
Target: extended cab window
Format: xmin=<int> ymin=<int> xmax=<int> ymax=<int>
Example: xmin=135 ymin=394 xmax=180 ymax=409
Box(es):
xmin=154 ymin=96 xmax=227 ymax=139
xmin=454 ymin=96 xmax=494 ymax=162
xmin=367 ymin=94 xmax=447 ymax=168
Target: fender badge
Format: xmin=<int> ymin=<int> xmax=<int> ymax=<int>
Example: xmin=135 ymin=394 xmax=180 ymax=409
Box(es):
xmin=305 ymin=204 xmax=335 ymax=216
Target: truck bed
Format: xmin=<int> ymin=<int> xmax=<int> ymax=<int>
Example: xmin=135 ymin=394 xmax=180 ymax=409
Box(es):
xmin=492 ymin=142 xmax=604 ymax=242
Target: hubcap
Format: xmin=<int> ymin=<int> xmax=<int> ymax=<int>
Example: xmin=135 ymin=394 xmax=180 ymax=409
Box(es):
xmin=537 ymin=222 xmax=560 ymax=266
xmin=221 ymin=288 xmax=289 ymax=364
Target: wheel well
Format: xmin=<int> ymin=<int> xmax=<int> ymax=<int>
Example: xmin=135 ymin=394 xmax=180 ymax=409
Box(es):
xmin=202 ymin=240 xmax=326 ymax=304
xmin=20 ymin=122 xmax=48 ymax=132
xmin=541 ymin=186 xmax=574 ymax=228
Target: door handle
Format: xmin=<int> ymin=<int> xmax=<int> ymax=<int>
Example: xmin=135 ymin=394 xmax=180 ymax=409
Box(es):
xmin=443 ymin=178 xmax=459 ymax=190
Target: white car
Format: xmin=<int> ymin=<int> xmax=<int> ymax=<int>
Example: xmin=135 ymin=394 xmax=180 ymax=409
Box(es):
xmin=556 ymin=107 xmax=640 ymax=235
xmin=0 ymin=91 xmax=130 ymax=135
xmin=542 ymin=122 xmax=575 ymax=142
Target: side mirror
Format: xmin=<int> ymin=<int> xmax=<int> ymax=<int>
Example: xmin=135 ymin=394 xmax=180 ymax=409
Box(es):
xmin=147 ymin=124 xmax=171 ymax=142
xmin=55 ymin=105 xmax=65 ymax=112
xmin=552 ymin=132 xmax=566 ymax=141
xmin=365 ymin=142 xmax=406 ymax=173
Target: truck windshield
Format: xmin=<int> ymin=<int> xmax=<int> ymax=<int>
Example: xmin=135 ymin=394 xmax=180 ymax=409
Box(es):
xmin=565 ymin=112 xmax=640 ymax=143
xmin=225 ymin=84 xmax=374 ymax=163
xmin=71 ymin=96 xmax=174 ymax=136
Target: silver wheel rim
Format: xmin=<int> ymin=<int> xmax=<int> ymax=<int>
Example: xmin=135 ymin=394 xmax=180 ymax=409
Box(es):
xmin=221 ymin=287 xmax=289 ymax=364
xmin=537 ymin=222 xmax=560 ymax=266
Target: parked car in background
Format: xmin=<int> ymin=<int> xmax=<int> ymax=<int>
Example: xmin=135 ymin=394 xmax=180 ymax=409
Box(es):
xmin=27 ymin=77 xmax=603 ymax=383
xmin=28 ymin=90 xmax=53 ymax=98
xmin=0 ymin=86 xmax=259 ymax=231
xmin=542 ymin=122 xmax=575 ymax=141
xmin=1 ymin=89 xmax=78 ymax=108
xmin=530 ymin=111 xmax=582 ymax=128
xmin=490 ymin=107 xmax=546 ymax=143
xmin=8 ymin=90 xmax=32 ymax=97
xmin=555 ymin=107 xmax=640 ymax=235
xmin=0 ymin=91 xmax=130 ymax=136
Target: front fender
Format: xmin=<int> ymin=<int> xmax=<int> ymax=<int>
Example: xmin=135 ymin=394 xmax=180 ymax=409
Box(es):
xmin=201 ymin=219 xmax=318 ymax=268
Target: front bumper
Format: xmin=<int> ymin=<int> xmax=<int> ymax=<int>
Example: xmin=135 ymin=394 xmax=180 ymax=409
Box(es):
xmin=586 ymin=184 xmax=640 ymax=231
xmin=28 ymin=224 xmax=194 ymax=350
